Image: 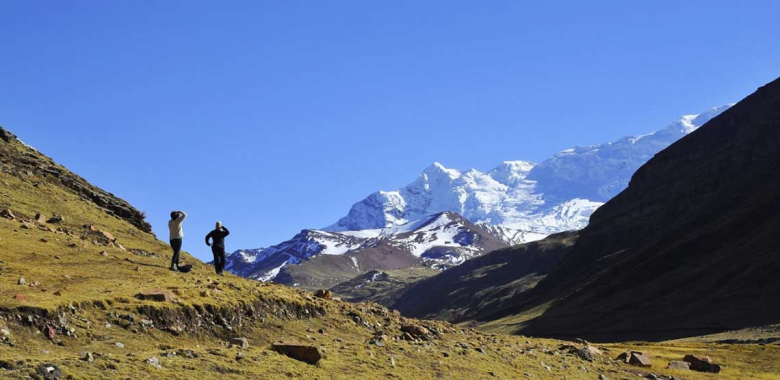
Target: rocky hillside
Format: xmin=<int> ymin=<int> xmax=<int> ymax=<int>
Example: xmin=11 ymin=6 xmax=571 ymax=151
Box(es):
xmin=226 ymin=212 xmax=507 ymax=289
xmin=0 ymin=127 xmax=151 ymax=233
xmin=392 ymin=77 xmax=780 ymax=342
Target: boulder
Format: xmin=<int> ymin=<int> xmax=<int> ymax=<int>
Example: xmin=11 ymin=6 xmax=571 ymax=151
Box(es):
xmin=313 ymin=289 xmax=332 ymax=300
xmin=136 ymin=289 xmax=176 ymax=302
xmin=47 ymin=215 xmax=64 ymax=224
xmin=272 ymin=340 xmax=323 ymax=364
xmin=401 ymin=324 xmax=429 ymax=337
xmin=617 ymin=351 xmax=651 ymax=367
xmin=34 ymin=213 xmax=46 ymax=224
xmin=629 ymin=352 xmax=652 ymax=368
xmin=667 ymin=360 xmax=690 ymax=370
xmin=230 ymin=337 xmax=249 ymax=348
xmin=683 ymin=354 xmax=721 ymax=373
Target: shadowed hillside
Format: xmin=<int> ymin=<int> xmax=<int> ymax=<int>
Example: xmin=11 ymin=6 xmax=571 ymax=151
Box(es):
xmin=391 ymin=77 xmax=780 ymax=343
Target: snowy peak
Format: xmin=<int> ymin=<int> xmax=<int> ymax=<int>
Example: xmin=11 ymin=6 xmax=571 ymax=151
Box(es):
xmin=422 ymin=162 xmax=461 ymax=181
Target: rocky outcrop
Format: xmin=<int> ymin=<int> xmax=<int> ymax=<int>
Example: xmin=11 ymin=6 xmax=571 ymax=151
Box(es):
xmin=0 ymin=127 xmax=152 ymax=233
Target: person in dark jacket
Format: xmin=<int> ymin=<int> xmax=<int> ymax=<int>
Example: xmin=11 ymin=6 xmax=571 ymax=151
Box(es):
xmin=205 ymin=221 xmax=230 ymax=275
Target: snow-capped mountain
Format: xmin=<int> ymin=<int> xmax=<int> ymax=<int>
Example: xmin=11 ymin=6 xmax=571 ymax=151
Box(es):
xmin=228 ymin=105 xmax=732 ymax=283
xmin=224 ymin=212 xmax=506 ymax=287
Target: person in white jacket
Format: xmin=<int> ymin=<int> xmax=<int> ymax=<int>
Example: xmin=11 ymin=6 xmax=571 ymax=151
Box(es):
xmin=168 ymin=210 xmax=187 ymax=271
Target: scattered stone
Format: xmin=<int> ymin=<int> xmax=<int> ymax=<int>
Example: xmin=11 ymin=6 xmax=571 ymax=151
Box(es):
xmin=17 ymin=277 xmax=26 ymax=286
xmin=313 ymin=289 xmax=332 ymax=300
xmin=599 ymin=374 xmax=609 ymax=380
xmin=20 ymin=221 xmax=32 ymax=229
xmin=35 ymin=363 xmax=61 ymax=380
xmin=230 ymin=337 xmax=249 ymax=348
xmin=99 ymin=251 xmax=109 ymax=257
xmin=40 ymin=238 xmax=48 ymax=243
xmin=81 ymin=351 xmax=95 ymax=362
xmin=47 ymin=215 xmax=64 ymax=224
xmin=136 ymin=289 xmax=176 ymax=302
xmin=235 ymin=351 xmax=245 ymax=361
xmin=34 ymin=213 xmax=47 ymax=224
xmin=390 ymin=356 xmax=396 ymax=367
xmin=146 ymin=356 xmax=161 ymax=369
xmin=475 ymin=347 xmax=487 ymax=354
xmin=115 ymin=342 xmax=124 ymax=348
xmin=272 ymin=340 xmax=323 ymax=364
xmin=668 ymin=360 xmax=690 ymax=370
xmin=683 ymin=354 xmax=721 ymax=373
xmin=0 ymin=209 xmax=15 ymax=220
xmin=43 ymin=325 xmax=56 ymax=340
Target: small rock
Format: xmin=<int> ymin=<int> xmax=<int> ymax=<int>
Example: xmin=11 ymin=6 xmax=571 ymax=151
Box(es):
xmin=313 ymin=289 xmax=332 ymax=300
xmin=230 ymin=337 xmax=249 ymax=348
xmin=81 ymin=351 xmax=95 ymax=362
xmin=235 ymin=351 xmax=245 ymax=361
xmin=146 ymin=356 xmax=161 ymax=369
xmin=115 ymin=342 xmax=124 ymax=348
xmin=100 ymin=251 xmax=109 ymax=257
xmin=390 ymin=356 xmax=396 ymax=367
xmin=47 ymin=215 xmax=64 ymax=224
xmin=17 ymin=277 xmax=26 ymax=286
xmin=599 ymin=374 xmax=609 ymax=380
xmin=34 ymin=213 xmax=47 ymax=224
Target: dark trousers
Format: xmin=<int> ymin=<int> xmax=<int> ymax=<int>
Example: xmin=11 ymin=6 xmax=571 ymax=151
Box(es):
xmin=170 ymin=238 xmax=183 ymax=268
xmin=212 ymin=245 xmax=226 ymax=274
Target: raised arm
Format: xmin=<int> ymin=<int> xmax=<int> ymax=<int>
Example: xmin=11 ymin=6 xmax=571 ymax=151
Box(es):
xmin=178 ymin=211 xmax=188 ymax=221
xmin=222 ymin=226 xmax=230 ymax=237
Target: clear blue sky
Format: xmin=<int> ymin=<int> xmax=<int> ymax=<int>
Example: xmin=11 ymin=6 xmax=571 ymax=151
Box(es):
xmin=2 ymin=1 xmax=778 ymax=261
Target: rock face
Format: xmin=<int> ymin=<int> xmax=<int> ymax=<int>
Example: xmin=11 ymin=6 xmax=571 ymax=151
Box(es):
xmin=683 ymin=354 xmax=721 ymax=373
xmin=271 ymin=341 xmax=323 ymax=364
xmin=0 ymin=127 xmax=152 ymax=233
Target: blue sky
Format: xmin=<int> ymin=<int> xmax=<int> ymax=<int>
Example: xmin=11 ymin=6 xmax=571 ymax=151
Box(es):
xmin=1 ymin=1 xmax=779 ymax=261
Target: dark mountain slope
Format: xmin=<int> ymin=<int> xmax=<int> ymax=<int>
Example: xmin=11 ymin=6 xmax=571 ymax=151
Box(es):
xmin=392 ymin=231 xmax=577 ymax=321
xmin=479 ymin=77 xmax=780 ymax=341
